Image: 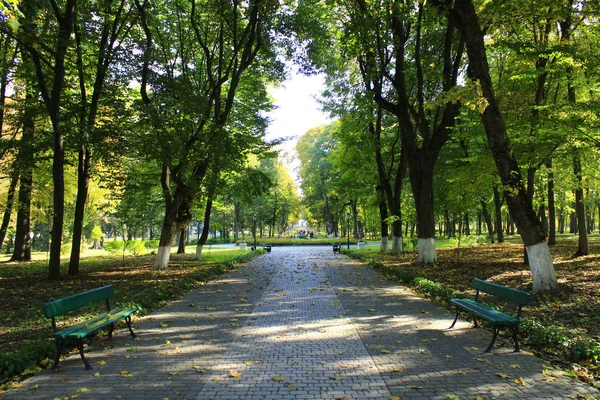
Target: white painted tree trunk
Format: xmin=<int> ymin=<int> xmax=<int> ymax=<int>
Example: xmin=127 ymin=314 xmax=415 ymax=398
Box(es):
xmin=195 ymin=244 xmax=203 ymax=260
xmin=527 ymin=241 xmax=558 ymax=293
xmin=417 ymin=237 xmax=436 ymax=263
xmin=153 ymin=246 xmax=171 ymax=270
xmin=391 ymin=236 xmax=403 ymax=254
xmin=380 ymin=236 xmax=389 ymax=252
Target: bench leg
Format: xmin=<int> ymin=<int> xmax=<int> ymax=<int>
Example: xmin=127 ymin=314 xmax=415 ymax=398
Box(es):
xmin=108 ymin=322 xmax=115 ymax=339
xmin=125 ymin=315 xmax=136 ymax=338
xmin=449 ymin=307 xmax=460 ymax=329
xmin=472 ymin=315 xmax=479 ymax=328
xmin=76 ymin=338 xmax=93 ymax=370
xmin=512 ymin=326 xmax=520 ymax=352
xmin=52 ymin=339 xmax=63 ymax=370
xmin=484 ymin=326 xmax=500 ymax=353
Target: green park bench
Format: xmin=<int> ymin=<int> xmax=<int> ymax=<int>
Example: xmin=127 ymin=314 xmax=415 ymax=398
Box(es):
xmin=448 ymin=278 xmax=530 ymax=353
xmin=43 ymin=285 xmax=138 ymax=370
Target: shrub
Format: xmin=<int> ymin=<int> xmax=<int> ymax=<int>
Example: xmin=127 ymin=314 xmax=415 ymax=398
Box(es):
xmin=104 ymin=240 xmax=124 ymax=254
xmin=0 ymin=339 xmax=55 ymax=383
xmin=126 ymin=240 xmax=146 ymax=255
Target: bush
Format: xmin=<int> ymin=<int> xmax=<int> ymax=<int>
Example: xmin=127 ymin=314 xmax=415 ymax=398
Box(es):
xmin=104 ymin=240 xmax=125 ymax=254
xmin=461 ymin=235 xmax=491 ymax=246
xmin=403 ymin=236 xmax=419 ymax=250
xmin=144 ymin=239 xmax=160 ymax=249
xmin=60 ymin=242 xmax=71 ymax=255
xmin=0 ymin=339 xmax=55 ymax=383
xmin=126 ymin=240 xmax=146 ymax=255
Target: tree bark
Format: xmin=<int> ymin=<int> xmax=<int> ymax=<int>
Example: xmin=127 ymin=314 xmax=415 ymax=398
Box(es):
xmin=177 ymin=227 xmax=186 ymax=254
xmin=0 ymin=166 xmax=18 ymax=252
xmin=11 ymin=80 xmax=35 ymax=262
xmin=547 ymin=160 xmax=556 ymax=245
xmin=410 ymin=155 xmax=437 ymax=262
xmin=376 ymin=185 xmax=389 ymax=252
xmin=493 ymin=185 xmax=504 ymax=243
xmin=234 ymin=202 xmax=240 ymax=241
xmin=351 ymin=200 xmax=359 ymax=238
xmin=573 ymin=149 xmax=588 ymax=256
xmin=195 ymin=199 xmax=213 ymax=259
xmin=480 ymin=198 xmax=494 ymax=243
xmin=69 ymin=146 xmax=91 ymax=274
xmin=443 ymin=0 xmax=557 ymax=292
xmin=154 ymin=165 xmax=194 ymax=269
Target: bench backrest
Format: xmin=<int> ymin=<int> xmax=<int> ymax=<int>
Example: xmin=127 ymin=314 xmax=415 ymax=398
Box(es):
xmin=472 ymin=278 xmax=530 ymax=306
xmin=43 ymin=285 xmax=114 ymax=318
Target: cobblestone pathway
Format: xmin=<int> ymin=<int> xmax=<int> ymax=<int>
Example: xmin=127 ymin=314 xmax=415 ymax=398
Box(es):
xmin=3 ymin=247 xmax=599 ymax=400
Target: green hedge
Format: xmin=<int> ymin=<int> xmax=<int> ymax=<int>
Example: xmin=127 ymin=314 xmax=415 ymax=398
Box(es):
xmin=237 ymin=238 xmax=361 ymax=246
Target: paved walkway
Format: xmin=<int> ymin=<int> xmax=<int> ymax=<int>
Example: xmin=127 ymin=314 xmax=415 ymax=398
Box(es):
xmin=4 ymin=247 xmax=598 ymax=400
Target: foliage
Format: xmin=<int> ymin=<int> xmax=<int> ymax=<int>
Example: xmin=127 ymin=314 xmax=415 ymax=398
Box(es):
xmin=0 ymin=340 xmax=55 ymax=383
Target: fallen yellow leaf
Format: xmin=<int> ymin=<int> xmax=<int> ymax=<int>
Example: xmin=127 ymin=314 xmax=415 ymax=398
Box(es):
xmin=229 ymin=370 xmax=242 ymax=378
xmin=514 ymin=377 xmax=526 ymax=386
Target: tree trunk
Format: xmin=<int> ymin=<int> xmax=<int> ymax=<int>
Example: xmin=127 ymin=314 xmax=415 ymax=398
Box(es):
xmin=547 ymin=160 xmax=556 ymax=245
xmin=177 ymin=228 xmax=186 ymax=254
xmin=573 ymin=149 xmax=588 ymax=256
xmin=493 ymin=185 xmax=504 ymax=243
xmin=195 ymin=199 xmax=213 ymax=259
xmin=444 ymin=0 xmax=557 ymax=291
xmin=11 ymin=82 xmax=35 ymax=262
xmin=26 ymin=0 xmax=77 ymax=280
xmin=0 ymin=166 xmax=18 ymax=251
xmin=351 ymin=200 xmax=359 ymax=238
xmin=234 ymin=202 xmax=240 ymax=241
xmin=154 ymin=208 xmax=177 ymax=270
xmin=410 ymin=156 xmax=436 ymax=263
xmin=69 ymin=146 xmax=91 ymax=275
xmin=480 ymin=198 xmax=494 ymax=243
xmin=377 ymin=186 xmax=389 ymax=252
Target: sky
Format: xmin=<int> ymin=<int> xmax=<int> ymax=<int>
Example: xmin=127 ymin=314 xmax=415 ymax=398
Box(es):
xmin=265 ymin=70 xmax=331 ymax=182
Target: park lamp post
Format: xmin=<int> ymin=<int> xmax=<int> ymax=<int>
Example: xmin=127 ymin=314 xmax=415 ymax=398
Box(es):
xmin=253 ymin=214 xmax=257 ymax=250
xmin=346 ymin=212 xmax=350 ymax=250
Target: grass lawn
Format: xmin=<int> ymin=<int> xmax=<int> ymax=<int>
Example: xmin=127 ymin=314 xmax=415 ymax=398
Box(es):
xmin=349 ymin=234 xmax=600 ymax=387
xmin=0 ymin=245 xmax=257 ymax=384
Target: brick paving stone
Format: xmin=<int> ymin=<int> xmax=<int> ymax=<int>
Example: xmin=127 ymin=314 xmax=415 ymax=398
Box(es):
xmin=3 ymin=246 xmax=599 ymax=400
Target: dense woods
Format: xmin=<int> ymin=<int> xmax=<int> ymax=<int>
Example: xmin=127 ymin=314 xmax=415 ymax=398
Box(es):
xmin=0 ymin=0 xmax=599 ymax=294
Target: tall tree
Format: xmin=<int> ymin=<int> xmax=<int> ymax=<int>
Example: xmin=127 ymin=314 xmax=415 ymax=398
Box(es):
xmin=19 ymin=0 xmax=77 ymax=279
xmin=68 ymin=0 xmax=136 ymax=275
xmin=439 ymin=0 xmax=558 ymax=292
xmin=135 ymin=0 xmax=281 ymax=269
xmin=10 ymin=70 xmax=36 ymax=261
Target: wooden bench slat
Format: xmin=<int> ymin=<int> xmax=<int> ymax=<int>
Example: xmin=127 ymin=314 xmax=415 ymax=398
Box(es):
xmin=471 ymin=278 xmax=530 ymax=305
xmin=53 ymin=307 xmax=137 ymax=340
xmin=43 ymin=285 xmax=115 ymax=318
xmin=450 ymin=299 xmax=520 ymax=325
